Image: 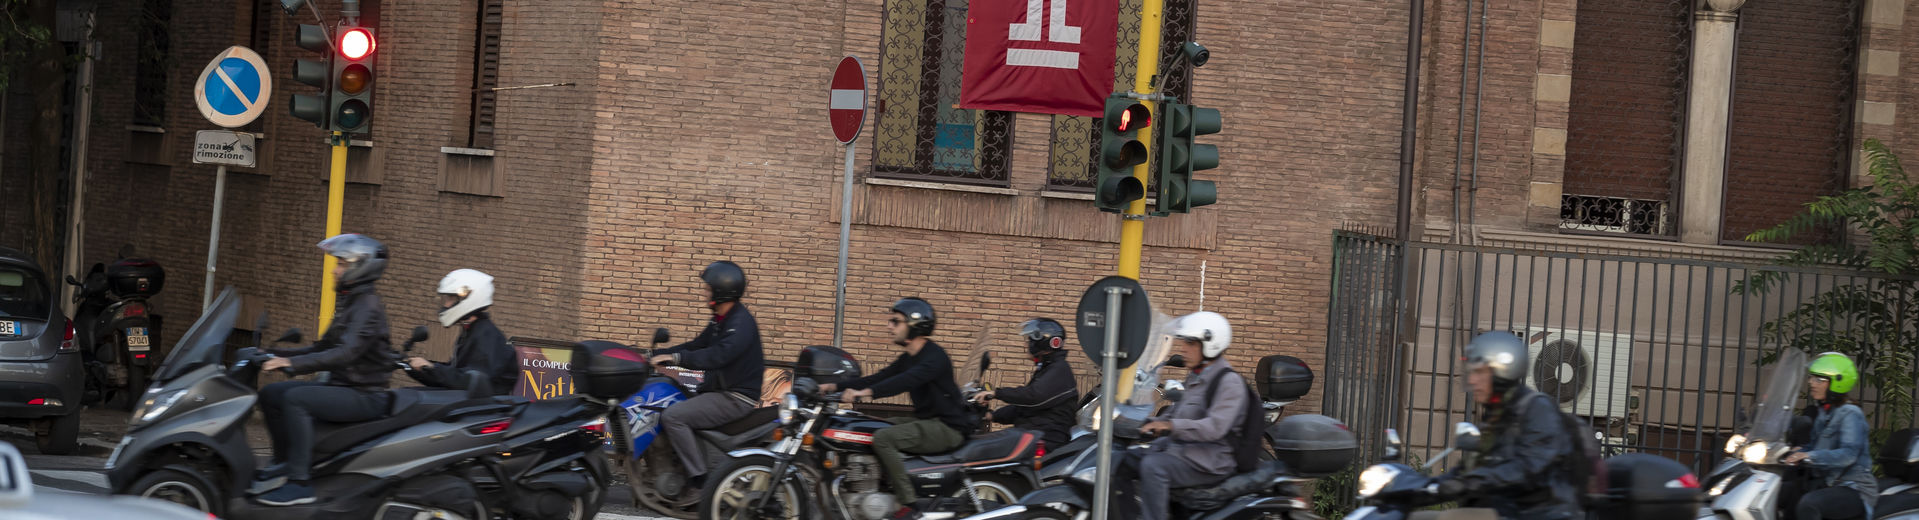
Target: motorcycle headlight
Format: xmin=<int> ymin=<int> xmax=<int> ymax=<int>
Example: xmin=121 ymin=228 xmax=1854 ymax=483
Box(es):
xmin=779 ymin=394 xmax=799 ymax=424
xmin=1741 ymin=441 xmax=1771 ymax=464
xmin=133 ymin=389 xmax=187 ymax=425
xmin=1724 ymin=434 xmax=1746 ymax=455
xmin=1072 ymin=466 xmax=1097 ymax=485
xmin=1357 ymin=464 xmax=1401 ymax=498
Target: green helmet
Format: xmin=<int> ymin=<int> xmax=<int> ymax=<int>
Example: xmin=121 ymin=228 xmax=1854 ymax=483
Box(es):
xmin=1810 ymin=352 xmax=1859 ymax=394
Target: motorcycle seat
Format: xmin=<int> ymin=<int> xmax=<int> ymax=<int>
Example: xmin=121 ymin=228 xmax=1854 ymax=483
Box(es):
xmin=1878 ymin=493 xmax=1919 ymax=520
xmin=1169 ymin=459 xmax=1288 ymax=511
xmin=311 ymin=388 xmax=475 ymax=457
xmin=919 ymin=428 xmax=1038 ymax=465
xmin=694 ymin=407 xmax=782 ymax=447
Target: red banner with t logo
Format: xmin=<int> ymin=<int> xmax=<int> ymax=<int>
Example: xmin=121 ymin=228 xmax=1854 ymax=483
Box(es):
xmin=959 ymin=0 xmax=1119 ymax=117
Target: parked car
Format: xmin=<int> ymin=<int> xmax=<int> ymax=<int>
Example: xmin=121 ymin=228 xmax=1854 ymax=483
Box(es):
xmin=0 ymin=440 xmax=212 ymax=519
xmin=0 ymin=246 xmax=82 ymax=454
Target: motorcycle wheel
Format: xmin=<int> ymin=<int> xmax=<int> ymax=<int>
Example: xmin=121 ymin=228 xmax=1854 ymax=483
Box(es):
xmin=699 ymin=454 xmax=806 ymax=520
xmin=629 ymin=449 xmax=700 ymax=519
xmin=129 ymin=466 xmax=224 ymax=516
xmin=960 ymin=474 xmax=1026 ymax=513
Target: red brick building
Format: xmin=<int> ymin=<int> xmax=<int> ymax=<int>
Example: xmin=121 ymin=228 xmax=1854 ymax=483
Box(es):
xmin=3 ymin=0 xmax=1910 ymax=416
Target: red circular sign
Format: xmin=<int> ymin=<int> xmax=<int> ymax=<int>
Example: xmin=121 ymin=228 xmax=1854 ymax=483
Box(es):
xmin=830 ymin=56 xmax=867 ymax=144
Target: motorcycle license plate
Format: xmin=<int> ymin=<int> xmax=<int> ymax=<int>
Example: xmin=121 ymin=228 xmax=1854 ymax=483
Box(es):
xmin=0 ymin=321 xmax=14 ymax=336
xmin=126 ymin=327 xmax=150 ymax=350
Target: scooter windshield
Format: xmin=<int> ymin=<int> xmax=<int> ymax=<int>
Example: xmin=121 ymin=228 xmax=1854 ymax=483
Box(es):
xmin=955 ymin=326 xmax=994 ymax=388
xmin=1122 ymin=310 xmax=1179 ymax=409
xmin=1742 ymin=348 xmax=1808 ymax=448
xmin=151 ymin=287 xmax=241 ymax=382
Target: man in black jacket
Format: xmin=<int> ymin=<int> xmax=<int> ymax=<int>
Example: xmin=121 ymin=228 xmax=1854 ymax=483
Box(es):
xmin=973 ymin=318 xmax=1077 ymax=446
xmin=254 ymin=234 xmax=402 ymax=506
xmin=649 ymin=261 xmax=764 ymax=491
xmin=405 ymin=269 xmax=517 ymax=396
xmin=820 ymin=297 xmax=978 ymax=520
xmin=1428 ymin=332 xmax=1581 ymax=520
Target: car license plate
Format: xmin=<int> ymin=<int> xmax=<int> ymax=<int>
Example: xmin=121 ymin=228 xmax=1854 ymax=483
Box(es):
xmin=126 ymin=327 xmax=150 ymax=350
xmin=0 ymin=321 xmax=13 ymax=336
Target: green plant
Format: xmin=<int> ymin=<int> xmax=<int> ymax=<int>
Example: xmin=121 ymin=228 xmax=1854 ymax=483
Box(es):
xmin=1731 ymin=138 xmax=1919 ymax=445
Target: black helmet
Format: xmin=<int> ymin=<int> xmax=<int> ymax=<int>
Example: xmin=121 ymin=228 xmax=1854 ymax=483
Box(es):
xmin=1463 ymin=332 xmax=1529 ymax=391
xmin=317 ymin=234 xmax=388 ymax=289
xmin=890 ymin=297 xmax=936 ymax=339
xmin=1021 ymin=318 xmax=1066 ymax=357
xmin=701 ymin=261 xmax=746 ymax=304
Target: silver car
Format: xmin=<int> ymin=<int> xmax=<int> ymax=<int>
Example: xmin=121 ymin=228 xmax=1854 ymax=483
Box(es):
xmin=0 ymin=247 xmax=82 ymax=454
xmin=0 ymin=440 xmax=210 ymax=519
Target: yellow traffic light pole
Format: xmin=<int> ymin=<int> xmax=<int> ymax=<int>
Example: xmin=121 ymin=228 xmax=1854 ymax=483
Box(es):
xmin=317 ymin=132 xmax=347 ymax=329
xmin=1117 ymin=0 xmax=1164 ymax=281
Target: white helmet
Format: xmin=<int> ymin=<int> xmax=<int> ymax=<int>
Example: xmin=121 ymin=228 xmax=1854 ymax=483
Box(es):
xmin=1172 ymin=311 xmax=1232 ymax=359
xmin=438 ymin=269 xmax=495 ymax=327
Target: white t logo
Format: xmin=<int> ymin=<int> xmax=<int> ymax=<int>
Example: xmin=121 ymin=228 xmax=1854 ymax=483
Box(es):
xmin=1006 ymin=0 xmax=1082 ymax=69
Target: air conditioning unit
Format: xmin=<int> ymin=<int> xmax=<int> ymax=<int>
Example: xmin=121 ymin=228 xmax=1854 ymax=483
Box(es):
xmin=1515 ymin=328 xmax=1634 ymax=420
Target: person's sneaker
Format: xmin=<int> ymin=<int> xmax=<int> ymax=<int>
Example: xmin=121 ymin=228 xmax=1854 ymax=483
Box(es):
xmin=255 ymin=481 xmax=316 ymax=506
xmin=888 ymin=505 xmax=922 ymax=520
xmin=253 ymin=462 xmax=289 ymax=482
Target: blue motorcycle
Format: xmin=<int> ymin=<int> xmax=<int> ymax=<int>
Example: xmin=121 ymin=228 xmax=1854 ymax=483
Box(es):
xmin=595 ymin=328 xmax=780 ymax=519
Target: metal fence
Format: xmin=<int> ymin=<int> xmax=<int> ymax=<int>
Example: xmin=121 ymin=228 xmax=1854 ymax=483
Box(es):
xmin=1321 ymin=229 xmax=1919 ymax=506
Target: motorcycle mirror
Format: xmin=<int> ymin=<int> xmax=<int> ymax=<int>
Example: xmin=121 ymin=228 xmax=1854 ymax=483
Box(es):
xmin=1160 ymin=378 xmax=1186 ymax=402
xmin=651 ymin=327 xmax=670 ymax=345
xmin=1452 ymin=421 xmax=1482 ymax=450
xmin=275 ymin=328 xmax=303 ymax=344
xmin=408 ymin=325 xmax=430 ymax=344
xmin=980 ymin=352 xmax=991 ymax=374
xmin=65 ymin=275 xmax=80 ymax=286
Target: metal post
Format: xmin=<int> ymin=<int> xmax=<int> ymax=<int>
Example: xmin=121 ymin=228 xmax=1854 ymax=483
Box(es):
xmin=203 ymin=165 xmax=227 ymax=310
xmin=834 ymin=141 xmax=855 ymax=348
xmin=318 ymin=134 xmax=347 ymax=329
xmin=1093 ymin=285 xmax=1128 ymax=520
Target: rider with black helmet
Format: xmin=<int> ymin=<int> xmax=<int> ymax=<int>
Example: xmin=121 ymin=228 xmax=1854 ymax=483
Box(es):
xmin=1425 ymin=332 xmax=1581 ymax=520
xmin=820 ymin=297 xmax=978 ymax=520
xmin=972 ymin=318 xmax=1078 ymax=446
xmin=649 ymin=260 xmax=765 ymax=491
xmin=254 ymin=233 xmax=402 ymax=506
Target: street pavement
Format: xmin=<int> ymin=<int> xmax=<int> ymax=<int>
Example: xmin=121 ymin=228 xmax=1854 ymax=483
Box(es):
xmin=0 ymin=406 xmax=668 ymax=520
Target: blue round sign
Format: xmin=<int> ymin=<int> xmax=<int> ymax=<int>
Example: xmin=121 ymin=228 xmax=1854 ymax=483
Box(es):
xmin=204 ymin=57 xmax=263 ymax=116
xmin=195 ymin=46 xmax=273 ymax=128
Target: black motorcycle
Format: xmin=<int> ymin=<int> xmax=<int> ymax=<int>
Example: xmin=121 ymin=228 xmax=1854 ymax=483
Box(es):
xmin=1347 ymin=425 xmax=1703 ymax=520
xmin=66 ymin=257 xmax=165 ymax=410
xmin=695 ymin=345 xmax=1042 ymax=520
xmin=110 ymin=289 xmax=615 ymax=520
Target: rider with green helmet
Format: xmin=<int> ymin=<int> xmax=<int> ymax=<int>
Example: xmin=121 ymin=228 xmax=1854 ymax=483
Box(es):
xmin=1783 ymin=352 xmax=1876 ymax=520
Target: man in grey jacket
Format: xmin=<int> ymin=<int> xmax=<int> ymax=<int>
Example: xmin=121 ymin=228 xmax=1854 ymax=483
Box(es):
xmin=1128 ymin=311 xmax=1247 ymax=520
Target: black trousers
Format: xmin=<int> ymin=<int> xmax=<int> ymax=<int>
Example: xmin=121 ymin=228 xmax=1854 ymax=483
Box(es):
xmin=1796 ymin=487 xmax=1867 ymax=520
xmin=260 ymin=381 xmax=390 ymax=480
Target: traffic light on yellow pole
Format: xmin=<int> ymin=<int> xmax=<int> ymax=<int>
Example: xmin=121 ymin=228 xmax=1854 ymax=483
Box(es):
xmin=330 ymin=26 xmax=376 ymax=133
xmin=1154 ymin=101 xmax=1220 ymax=214
xmin=288 ymin=24 xmax=331 ymax=128
xmin=1095 ymin=95 xmax=1150 ymax=213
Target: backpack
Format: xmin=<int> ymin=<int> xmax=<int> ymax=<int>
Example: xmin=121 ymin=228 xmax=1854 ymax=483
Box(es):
xmin=1202 ymin=370 xmax=1268 ymax=474
xmin=1524 ymin=392 xmax=1609 ymax=508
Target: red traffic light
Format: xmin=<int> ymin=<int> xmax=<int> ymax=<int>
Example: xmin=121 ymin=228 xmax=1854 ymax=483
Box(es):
xmin=339 ymin=28 xmax=375 ymax=60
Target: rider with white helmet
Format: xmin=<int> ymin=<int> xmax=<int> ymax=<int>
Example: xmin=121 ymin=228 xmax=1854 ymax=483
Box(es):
xmin=405 ymin=269 xmax=517 ymax=396
xmin=1123 ymin=311 xmax=1250 ymax=520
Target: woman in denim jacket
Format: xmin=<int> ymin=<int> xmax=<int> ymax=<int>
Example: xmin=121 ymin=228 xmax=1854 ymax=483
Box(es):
xmin=1783 ymin=352 xmax=1877 ymax=520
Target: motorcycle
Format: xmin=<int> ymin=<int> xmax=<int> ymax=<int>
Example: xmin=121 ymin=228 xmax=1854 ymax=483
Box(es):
xmin=1351 ymin=419 xmax=1702 ymax=520
xmin=694 ymin=344 xmax=1043 ymax=520
xmin=107 ymin=288 xmax=614 ymax=520
xmin=1700 ymin=349 xmax=1814 ymax=520
xmin=1874 ymin=428 xmax=1919 ymax=520
xmin=1034 ymin=353 xmax=1314 ymax=486
xmin=592 ymin=330 xmax=784 ymax=519
xmin=65 ymin=256 xmax=166 ymax=410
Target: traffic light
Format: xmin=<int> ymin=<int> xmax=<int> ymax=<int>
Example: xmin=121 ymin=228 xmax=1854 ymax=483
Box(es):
xmin=330 ymin=26 xmax=376 ymax=133
xmin=1095 ymin=95 xmax=1150 ymax=212
xmin=288 ymin=23 xmax=331 ymax=128
xmin=1154 ymin=101 xmax=1220 ymax=214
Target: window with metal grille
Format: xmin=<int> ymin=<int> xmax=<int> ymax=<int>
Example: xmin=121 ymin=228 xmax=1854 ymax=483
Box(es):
xmin=468 ymin=0 xmax=503 ymax=149
xmin=1559 ymin=0 xmax=1690 ymax=237
xmin=132 ymin=0 xmax=172 ymax=127
xmin=1719 ymin=0 xmax=1860 ymax=245
xmin=1046 ymin=0 xmax=1194 ymax=192
xmin=873 ymin=0 xmax=1014 ymax=186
